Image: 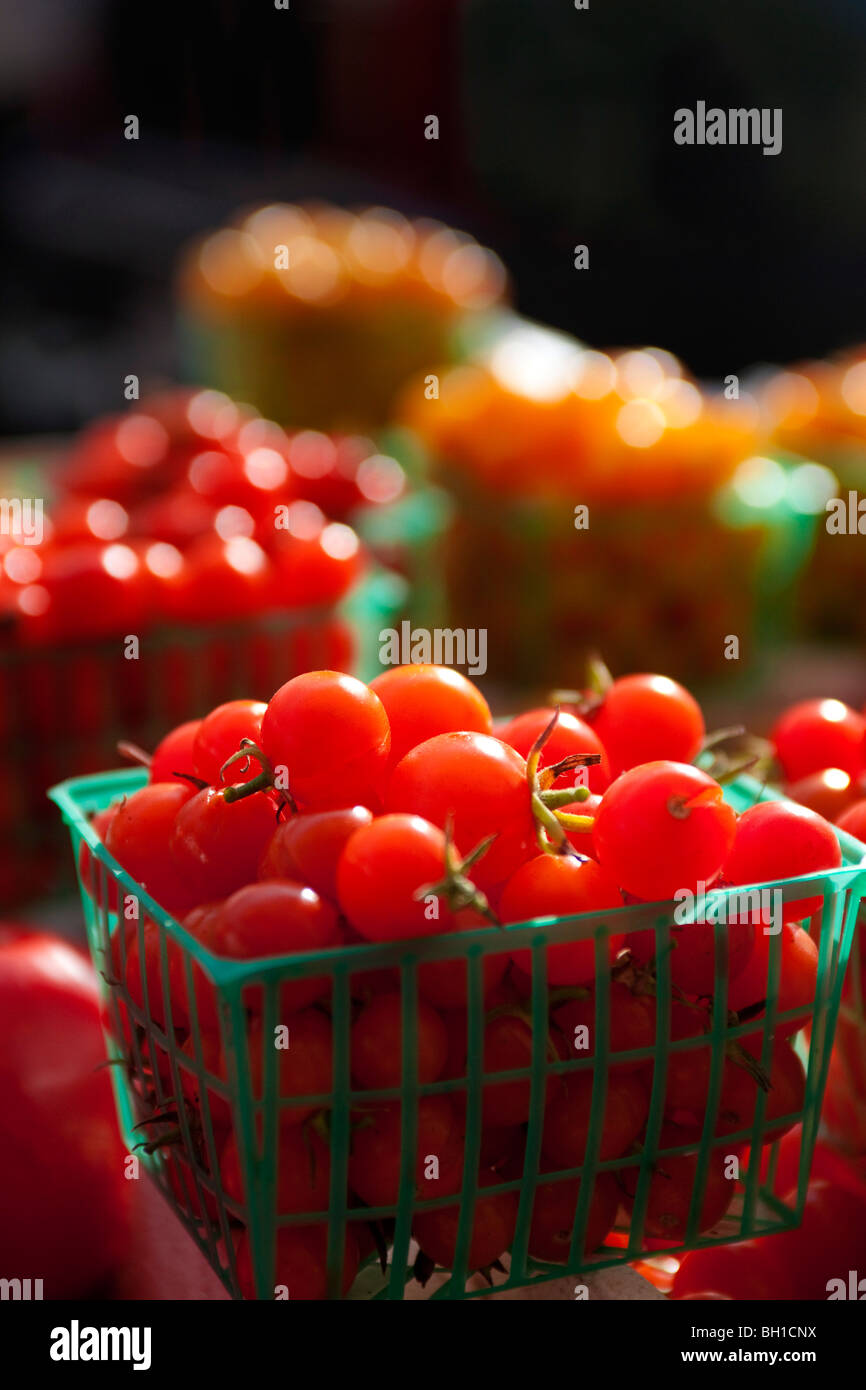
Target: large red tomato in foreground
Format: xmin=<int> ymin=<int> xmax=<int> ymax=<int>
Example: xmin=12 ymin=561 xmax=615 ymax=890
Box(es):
xmin=0 ymin=931 xmax=131 ymax=1297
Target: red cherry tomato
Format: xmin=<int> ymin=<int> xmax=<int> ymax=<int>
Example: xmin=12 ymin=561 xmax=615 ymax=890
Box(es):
xmin=499 ymin=707 xmax=610 ymax=793
xmin=726 ymin=921 xmax=818 ymax=1034
xmin=236 ymin=1223 xmax=360 ymax=1300
xmin=347 ymin=1096 xmax=465 ymax=1209
xmin=542 ymin=1070 xmax=650 ymax=1169
xmin=170 ymin=786 xmax=278 ymax=902
xmin=209 ymin=880 xmax=340 ymax=1013
xmin=261 ymin=670 xmax=391 ymax=811
xmin=589 ymin=674 xmax=705 ymax=775
xmin=0 ymin=933 xmax=131 ymax=1297
xmin=105 ymin=781 xmax=201 ymax=916
xmin=500 ymin=854 xmax=625 ymax=986
xmin=337 ymin=812 xmax=455 ymax=942
xmin=369 ymin=664 xmax=493 ymax=768
xmin=772 ymin=698 xmax=866 ymax=781
xmin=593 ymin=762 xmax=737 ymax=902
xmin=837 ymin=797 xmax=866 ymax=842
xmin=258 ymin=805 xmax=373 ymax=902
xmin=221 ymin=1119 xmax=331 ymax=1216
xmin=413 ymin=1169 xmax=519 ymax=1273
xmin=723 ymin=799 xmax=842 ymax=923
xmin=385 ymin=731 xmax=536 ymax=892
xmin=193 ymin=700 xmax=267 ymax=786
xmin=618 ymin=1125 xmax=736 ymax=1243
xmin=529 ymin=1172 xmax=620 ymax=1264
xmin=149 ymin=719 xmax=202 ymax=785
xmin=350 ymin=990 xmax=449 ymax=1089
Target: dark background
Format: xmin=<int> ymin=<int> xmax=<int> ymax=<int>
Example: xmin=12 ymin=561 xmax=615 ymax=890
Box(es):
xmin=1 ymin=0 xmax=864 ymax=435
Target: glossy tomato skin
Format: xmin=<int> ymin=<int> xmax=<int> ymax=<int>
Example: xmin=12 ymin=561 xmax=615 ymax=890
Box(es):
xmin=258 ymin=805 xmax=373 ymax=902
xmin=0 ymin=933 xmax=131 ymax=1297
xmin=723 ymin=800 xmax=842 ymax=923
xmin=772 ymin=698 xmax=866 ymax=782
xmin=149 ymin=719 xmax=201 ymax=785
xmin=589 ymin=674 xmax=705 ymax=775
xmin=499 ymin=707 xmax=610 ymax=793
xmin=593 ymin=762 xmax=736 ymax=902
xmin=369 ymin=664 xmax=493 ymax=768
xmin=209 ymin=880 xmax=340 ymax=1013
xmin=726 ymin=921 xmax=818 ymax=1034
xmin=170 ymin=786 xmax=278 ymax=902
xmin=385 ymin=731 xmax=536 ymax=893
xmin=336 ymin=813 xmax=454 ymax=942
xmin=261 ymin=671 xmax=391 ymax=811
xmin=500 ymin=854 xmax=625 ymax=986
xmin=106 ymin=781 xmax=201 ymax=915
xmin=192 ymin=700 xmax=267 ymax=786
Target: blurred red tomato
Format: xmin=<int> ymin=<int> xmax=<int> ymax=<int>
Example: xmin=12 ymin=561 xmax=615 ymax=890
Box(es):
xmin=0 ymin=930 xmax=131 ymax=1297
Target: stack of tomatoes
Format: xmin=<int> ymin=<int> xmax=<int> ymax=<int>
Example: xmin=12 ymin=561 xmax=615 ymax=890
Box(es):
xmin=0 ymin=388 xmax=405 ymax=902
xmin=87 ymin=666 xmax=848 ymax=1298
xmin=0 ymin=387 xmax=406 ymax=648
xmin=766 ymin=695 xmax=866 ymax=1155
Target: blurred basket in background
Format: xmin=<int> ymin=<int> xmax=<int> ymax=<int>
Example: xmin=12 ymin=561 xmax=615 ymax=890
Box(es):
xmin=756 ymin=351 xmax=866 ymax=643
xmin=51 ymin=770 xmax=865 ymax=1300
xmin=397 ymin=329 xmax=825 ymax=690
xmin=1 ymin=570 xmax=403 ymax=905
xmin=178 ymin=204 xmax=508 ymax=432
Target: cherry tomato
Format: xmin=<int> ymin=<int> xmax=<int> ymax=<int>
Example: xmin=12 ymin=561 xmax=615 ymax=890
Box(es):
xmin=221 ymin=1118 xmax=331 ymax=1216
xmin=542 ymin=1070 xmax=649 ymax=1169
xmin=261 ymin=670 xmax=391 ymax=810
xmin=259 ymin=805 xmax=373 ymax=902
xmin=0 ymin=933 xmax=131 ymax=1297
xmin=351 ymin=990 xmax=448 ymax=1089
xmin=726 ymin=921 xmax=818 ymax=1034
xmin=552 ymin=982 xmax=656 ymax=1073
xmin=236 ymin=1223 xmax=359 ymax=1299
xmin=336 ymin=813 xmax=454 ymax=942
xmin=348 ymin=1096 xmax=464 ymax=1209
xmin=500 ymin=854 xmax=624 ymax=986
xmin=529 ymin=1172 xmax=620 ymax=1264
xmin=209 ymin=880 xmax=340 ymax=1013
xmin=723 ymin=799 xmax=842 ymax=923
xmin=618 ymin=1126 xmax=736 ymax=1242
xmin=590 ymin=674 xmax=705 ymax=775
xmin=369 ymin=664 xmax=493 ymax=768
xmin=417 ymin=912 xmax=510 ymax=1010
xmin=105 ymin=781 xmax=201 ymax=916
xmin=413 ymin=1169 xmax=519 ymax=1272
xmin=18 ymin=541 xmax=150 ymax=644
xmin=772 ymin=698 xmax=866 ymax=782
xmin=625 ymin=913 xmax=754 ymax=999
xmin=150 ymin=719 xmax=201 ymax=786
xmin=243 ymin=1011 xmax=334 ymax=1125
xmin=170 ymin=786 xmax=278 ymax=901
xmin=837 ymin=797 xmax=866 ymax=842
xmin=593 ymin=762 xmax=737 ymax=902
xmin=785 ymin=768 xmax=862 ymax=822
xmin=499 ymin=707 xmax=610 ymax=793
xmin=386 ymin=731 xmax=536 ymax=893
xmin=193 ymin=700 xmax=267 ymax=786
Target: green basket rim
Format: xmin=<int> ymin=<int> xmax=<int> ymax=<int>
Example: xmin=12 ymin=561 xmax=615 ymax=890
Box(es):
xmin=49 ymin=768 xmax=866 ymax=986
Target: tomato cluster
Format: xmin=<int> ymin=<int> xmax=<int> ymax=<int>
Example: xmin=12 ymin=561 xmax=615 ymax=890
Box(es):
xmin=767 ymin=692 xmax=866 ymax=1156
xmin=0 ymin=388 xmax=401 ymax=648
xmin=89 ymin=664 xmax=846 ymax=1298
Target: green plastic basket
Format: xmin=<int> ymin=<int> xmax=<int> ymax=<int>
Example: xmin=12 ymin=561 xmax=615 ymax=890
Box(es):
xmin=50 ymin=772 xmax=866 ymax=1300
